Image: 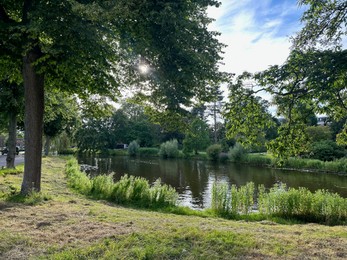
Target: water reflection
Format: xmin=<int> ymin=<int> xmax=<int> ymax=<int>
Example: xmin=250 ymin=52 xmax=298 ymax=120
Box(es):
xmin=78 ymin=156 xmax=347 ymax=210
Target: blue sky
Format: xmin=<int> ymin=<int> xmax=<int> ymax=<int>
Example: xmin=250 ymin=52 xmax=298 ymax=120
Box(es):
xmin=207 ymin=0 xmax=306 ymax=76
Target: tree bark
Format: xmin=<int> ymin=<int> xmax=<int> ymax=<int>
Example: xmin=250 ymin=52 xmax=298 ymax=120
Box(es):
xmin=6 ymin=111 xmax=17 ymax=168
xmin=21 ymin=48 xmax=44 ymax=194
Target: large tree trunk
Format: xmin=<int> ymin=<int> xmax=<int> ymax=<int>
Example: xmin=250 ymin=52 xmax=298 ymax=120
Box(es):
xmin=21 ymin=49 xmax=44 ymax=195
xmin=6 ymin=111 xmax=17 ymax=168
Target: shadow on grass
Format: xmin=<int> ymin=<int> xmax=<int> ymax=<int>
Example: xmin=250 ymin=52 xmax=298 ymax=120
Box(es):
xmin=3 ymin=191 xmax=52 ymax=206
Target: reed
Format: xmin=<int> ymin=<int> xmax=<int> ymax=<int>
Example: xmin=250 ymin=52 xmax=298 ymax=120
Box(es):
xmin=65 ymin=158 xmax=178 ymax=209
xmin=211 ymin=181 xmax=255 ymax=217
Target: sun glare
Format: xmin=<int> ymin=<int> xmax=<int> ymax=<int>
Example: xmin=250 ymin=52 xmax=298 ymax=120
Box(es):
xmin=138 ymin=64 xmax=149 ymax=74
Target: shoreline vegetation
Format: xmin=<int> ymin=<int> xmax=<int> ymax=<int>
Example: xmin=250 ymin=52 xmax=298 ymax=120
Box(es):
xmin=0 ymin=157 xmax=347 ymax=259
xmin=65 ymin=158 xmax=347 ymax=226
xmin=59 ymin=147 xmax=347 ymax=175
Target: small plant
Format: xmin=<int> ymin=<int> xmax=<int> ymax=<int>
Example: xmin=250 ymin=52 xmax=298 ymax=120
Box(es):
xmin=128 ymin=140 xmax=140 ymax=157
xmin=159 ymin=139 xmax=179 ymax=158
xmin=206 ymin=144 xmax=222 ymax=162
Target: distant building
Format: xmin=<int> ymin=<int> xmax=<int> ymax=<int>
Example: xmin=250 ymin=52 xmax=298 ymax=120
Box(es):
xmin=317 ymin=116 xmax=329 ymax=126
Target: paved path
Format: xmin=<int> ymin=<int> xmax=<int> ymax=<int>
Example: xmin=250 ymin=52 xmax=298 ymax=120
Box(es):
xmin=0 ymin=153 xmax=25 ymax=167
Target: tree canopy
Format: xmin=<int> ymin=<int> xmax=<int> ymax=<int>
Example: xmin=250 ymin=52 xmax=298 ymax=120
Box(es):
xmin=0 ymin=0 xmax=225 ymax=193
xmin=223 ymin=0 xmax=347 ymax=159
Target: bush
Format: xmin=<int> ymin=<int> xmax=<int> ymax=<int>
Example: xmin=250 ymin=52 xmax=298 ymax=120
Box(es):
xmin=206 ymin=144 xmax=222 ymax=161
xmin=228 ymin=143 xmax=247 ymax=162
xmin=309 ymin=140 xmax=345 ymax=161
xmin=159 ymin=139 xmax=179 ymax=158
xmin=128 ymin=140 xmax=140 ymax=157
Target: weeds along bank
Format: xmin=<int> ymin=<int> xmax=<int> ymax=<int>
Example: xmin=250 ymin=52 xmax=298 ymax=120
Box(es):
xmin=71 ymin=139 xmax=347 ymax=175
xmin=66 ymin=158 xmax=347 ymax=225
xmin=229 ymin=152 xmax=347 ymax=175
xmin=65 ymin=158 xmax=178 ymax=209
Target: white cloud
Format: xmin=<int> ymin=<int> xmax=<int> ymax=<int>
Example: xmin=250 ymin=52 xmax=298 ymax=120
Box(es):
xmin=208 ymin=0 xmax=305 ymax=76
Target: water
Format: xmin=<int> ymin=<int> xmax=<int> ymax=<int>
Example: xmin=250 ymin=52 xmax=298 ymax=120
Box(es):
xmin=78 ymin=156 xmax=347 ymax=210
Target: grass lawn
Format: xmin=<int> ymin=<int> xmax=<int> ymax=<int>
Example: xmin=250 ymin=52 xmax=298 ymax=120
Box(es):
xmin=0 ymin=156 xmax=346 ymax=259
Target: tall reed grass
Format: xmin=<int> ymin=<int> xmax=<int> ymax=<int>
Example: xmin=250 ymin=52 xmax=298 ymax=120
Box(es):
xmin=212 ymin=180 xmax=347 ymax=225
xmin=257 ymin=183 xmax=347 ymax=224
xmin=211 ymin=182 xmax=255 ymax=217
xmin=65 ymin=158 xmax=178 ymax=208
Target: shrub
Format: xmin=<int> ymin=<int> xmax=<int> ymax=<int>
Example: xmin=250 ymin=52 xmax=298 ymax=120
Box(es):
xmin=228 ymin=143 xmax=247 ymax=162
xmin=159 ymin=139 xmax=179 ymax=158
xmin=206 ymin=144 xmax=222 ymax=161
xmin=309 ymin=140 xmax=346 ymax=161
xmin=128 ymin=140 xmax=140 ymax=157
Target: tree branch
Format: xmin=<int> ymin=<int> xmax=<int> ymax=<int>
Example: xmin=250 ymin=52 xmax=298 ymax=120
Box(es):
xmin=0 ymin=5 xmax=15 ymax=23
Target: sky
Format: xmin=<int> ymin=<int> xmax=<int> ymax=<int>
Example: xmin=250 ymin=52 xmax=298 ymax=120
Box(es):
xmin=207 ymin=0 xmax=307 ymax=76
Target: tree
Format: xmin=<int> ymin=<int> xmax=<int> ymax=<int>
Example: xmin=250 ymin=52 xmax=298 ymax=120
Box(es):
xmin=224 ymin=47 xmax=347 ymax=159
xmin=43 ymin=91 xmax=79 ymax=155
xmin=206 ymin=83 xmax=224 ymax=143
xmin=183 ymin=118 xmax=210 ymax=155
xmin=294 ymin=0 xmax=347 ymax=49
xmin=0 ymin=0 xmax=224 ymax=194
xmin=224 ymin=73 xmax=275 ymax=150
xmin=0 ymin=80 xmax=24 ymax=168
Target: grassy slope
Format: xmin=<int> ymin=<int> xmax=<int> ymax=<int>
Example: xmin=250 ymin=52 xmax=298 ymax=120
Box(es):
xmin=0 ymin=157 xmax=346 ymax=259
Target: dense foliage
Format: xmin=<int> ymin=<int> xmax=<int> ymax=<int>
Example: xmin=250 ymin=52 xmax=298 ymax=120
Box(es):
xmin=159 ymin=139 xmax=179 ymax=159
xmin=224 ymin=0 xmax=347 ymax=159
xmin=183 ymin=118 xmax=210 ymax=155
xmin=206 ymin=144 xmax=222 ymax=161
xmin=0 ymin=0 xmax=224 ymax=193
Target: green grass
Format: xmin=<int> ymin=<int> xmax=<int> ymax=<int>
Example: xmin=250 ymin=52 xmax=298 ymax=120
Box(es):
xmin=45 ymin=227 xmax=257 ymax=259
xmin=0 ymin=164 xmax=24 ymax=176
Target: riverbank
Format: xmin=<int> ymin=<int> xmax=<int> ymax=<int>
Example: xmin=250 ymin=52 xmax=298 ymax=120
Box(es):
xmin=0 ymin=156 xmax=346 ymax=259
xmin=69 ymin=148 xmax=347 ymax=175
